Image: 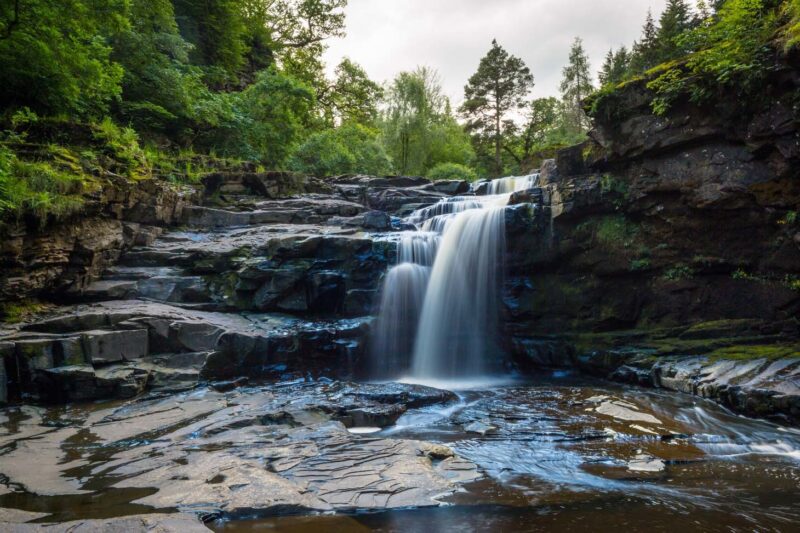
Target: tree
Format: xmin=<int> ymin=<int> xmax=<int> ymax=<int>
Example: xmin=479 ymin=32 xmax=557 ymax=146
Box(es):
xmin=319 ymin=58 xmax=383 ymax=127
xmin=173 ymin=0 xmax=249 ymax=88
xmin=460 ymin=39 xmax=534 ymax=177
xmin=242 ymin=0 xmax=348 ymax=100
xmin=598 ymin=47 xmax=631 ymax=86
xmin=111 ymin=0 xmax=203 ymax=133
xmin=198 ymin=68 xmax=314 ymax=166
xmin=559 ymin=37 xmax=594 ymax=135
xmin=382 ymin=67 xmax=473 ymax=176
xmin=629 ymin=9 xmax=661 ymax=73
xmin=0 ymin=0 xmax=126 ymax=118
xmin=657 ymin=0 xmax=694 ymax=61
xmin=289 ymin=122 xmax=391 ymax=176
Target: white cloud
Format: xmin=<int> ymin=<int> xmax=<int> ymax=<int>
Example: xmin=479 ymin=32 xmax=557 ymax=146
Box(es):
xmin=324 ymin=0 xmax=670 ymax=104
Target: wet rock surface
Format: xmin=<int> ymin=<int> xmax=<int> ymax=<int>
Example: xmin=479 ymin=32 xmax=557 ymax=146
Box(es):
xmin=0 ymin=170 xmax=481 ymax=403
xmin=0 ymin=380 xmax=477 ymax=525
xmin=4 ymin=377 xmax=785 ymax=531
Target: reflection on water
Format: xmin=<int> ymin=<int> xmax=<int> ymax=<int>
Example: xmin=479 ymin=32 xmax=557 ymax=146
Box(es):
xmin=214 ymin=375 xmax=800 ymax=532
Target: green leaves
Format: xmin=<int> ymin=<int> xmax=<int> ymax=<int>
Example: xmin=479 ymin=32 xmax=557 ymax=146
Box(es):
xmin=426 ymin=163 xmax=477 ymax=182
xmin=289 ymin=123 xmax=391 ymax=177
xmin=384 ymin=67 xmax=474 ymax=176
xmin=646 ymin=0 xmax=776 ymax=115
xmin=0 ymin=0 xmax=126 ymax=118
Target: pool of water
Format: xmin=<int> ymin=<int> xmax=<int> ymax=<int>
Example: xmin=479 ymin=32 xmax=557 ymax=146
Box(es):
xmin=1 ymin=373 xmax=799 ymax=531
xmin=215 ymin=374 xmax=800 ymax=532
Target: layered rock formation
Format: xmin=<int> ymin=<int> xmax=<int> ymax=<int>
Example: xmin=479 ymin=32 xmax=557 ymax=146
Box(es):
xmin=504 ymin=59 xmax=800 ymax=423
xmin=0 ymin=172 xmax=459 ymax=403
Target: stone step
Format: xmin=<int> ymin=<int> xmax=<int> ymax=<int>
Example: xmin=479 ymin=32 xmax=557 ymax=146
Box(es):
xmin=0 ymin=300 xmax=373 ymax=404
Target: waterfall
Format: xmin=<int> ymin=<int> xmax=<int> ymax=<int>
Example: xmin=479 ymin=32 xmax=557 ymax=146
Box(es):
xmin=371 ymin=174 xmax=539 ymax=381
xmin=369 ymin=263 xmax=430 ymax=378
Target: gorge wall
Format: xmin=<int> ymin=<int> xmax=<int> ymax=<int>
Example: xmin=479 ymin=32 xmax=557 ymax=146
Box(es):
xmin=504 ymin=53 xmax=800 ymax=422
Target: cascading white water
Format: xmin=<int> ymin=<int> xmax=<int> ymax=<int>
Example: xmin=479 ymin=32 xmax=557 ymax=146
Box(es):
xmin=369 ymin=263 xmax=430 ymax=378
xmin=485 ymin=174 xmax=540 ymax=195
xmin=371 ymin=173 xmax=539 ymax=381
xmin=410 ymin=203 xmax=506 ymax=378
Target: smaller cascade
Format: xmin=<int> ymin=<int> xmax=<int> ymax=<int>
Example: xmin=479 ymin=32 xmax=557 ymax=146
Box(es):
xmin=483 ymin=174 xmax=540 ymax=195
xmin=397 ymin=232 xmax=439 ymax=266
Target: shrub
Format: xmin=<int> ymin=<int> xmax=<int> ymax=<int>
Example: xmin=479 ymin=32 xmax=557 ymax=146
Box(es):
xmin=426 ymin=162 xmax=477 ymax=182
xmin=289 ymin=123 xmax=392 ymax=177
xmin=664 ymin=264 xmax=694 ymax=281
xmin=0 ymin=145 xmax=90 ymax=222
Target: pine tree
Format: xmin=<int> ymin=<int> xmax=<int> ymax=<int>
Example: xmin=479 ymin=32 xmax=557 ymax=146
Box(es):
xmin=598 ymin=49 xmax=615 ymax=86
xmin=460 ymin=39 xmax=534 ymax=177
xmin=657 ymin=0 xmax=693 ymax=61
xmin=629 ymin=9 xmax=660 ymax=73
xmin=559 ymin=37 xmax=594 ymax=134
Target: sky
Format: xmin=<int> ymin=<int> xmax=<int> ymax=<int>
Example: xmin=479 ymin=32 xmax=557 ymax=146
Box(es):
xmin=324 ymin=0 xmax=671 ymax=104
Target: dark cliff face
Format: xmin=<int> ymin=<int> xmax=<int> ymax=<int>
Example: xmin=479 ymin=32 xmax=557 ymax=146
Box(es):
xmin=0 ymin=178 xmax=198 ymax=303
xmin=506 ymin=54 xmax=800 ymax=339
xmin=503 ymin=55 xmax=800 ymax=421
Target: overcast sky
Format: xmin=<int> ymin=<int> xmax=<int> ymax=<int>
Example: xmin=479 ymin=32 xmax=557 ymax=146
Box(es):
xmin=324 ymin=0 xmax=670 ymax=104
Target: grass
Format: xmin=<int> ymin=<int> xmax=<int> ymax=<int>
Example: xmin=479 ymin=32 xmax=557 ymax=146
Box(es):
xmin=0 ymin=300 xmax=52 ymax=323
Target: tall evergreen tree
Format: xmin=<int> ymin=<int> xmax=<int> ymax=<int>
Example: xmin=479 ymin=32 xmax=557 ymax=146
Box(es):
xmin=657 ymin=0 xmax=693 ymax=61
xmin=599 ymin=49 xmax=615 ymax=86
xmin=629 ymin=9 xmax=660 ymax=73
xmin=599 ymin=47 xmax=631 ymax=86
xmin=460 ymin=39 xmax=534 ymax=177
xmin=559 ymin=37 xmax=594 ymax=134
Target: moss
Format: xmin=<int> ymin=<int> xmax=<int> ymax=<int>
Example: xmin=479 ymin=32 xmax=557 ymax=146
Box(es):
xmin=0 ymin=300 xmax=51 ymax=323
xmin=707 ymin=344 xmax=800 ymax=362
xmin=595 ymin=215 xmax=638 ymax=249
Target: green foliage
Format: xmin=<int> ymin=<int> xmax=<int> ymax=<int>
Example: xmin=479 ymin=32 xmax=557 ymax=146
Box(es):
xmin=629 ymin=9 xmax=661 ymax=73
xmin=322 ymin=58 xmax=384 ymax=126
xmin=629 ymin=258 xmax=652 ymax=271
xmin=426 ymin=163 xmax=477 ymax=182
xmin=198 ymin=68 xmax=314 ymax=166
xmin=0 ymin=0 xmax=126 ymax=118
xmin=383 ymin=67 xmax=475 ymax=176
xmin=172 ymin=0 xmax=248 ymax=85
xmin=647 ymin=0 xmax=776 ymax=115
xmin=112 ymin=0 xmax=206 ymax=133
xmin=779 ymin=210 xmax=798 ymax=225
xmin=656 ymin=0 xmax=694 ymax=61
xmin=289 ymin=123 xmax=391 ymax=177
xmin=461 ymin=40 xmax=534 ymax=177
xmin=783 ymin=0 xmax=800 ymax=49
xmin=663 ymin=264 xmax=694 ymax=280
xmin=560 ymin=37 xmax=594 ymax=134
xmin=0 ymin=144 xmax=90 ymax=222
xmin=595 ymin=215 xmax=638 ymax=248
xmin=598 ymin=47 xmax=631 ymax=86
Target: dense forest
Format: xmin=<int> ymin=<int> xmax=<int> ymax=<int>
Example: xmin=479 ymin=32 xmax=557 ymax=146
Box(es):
xmin=0 ymin=0 xmax=798 ymax=223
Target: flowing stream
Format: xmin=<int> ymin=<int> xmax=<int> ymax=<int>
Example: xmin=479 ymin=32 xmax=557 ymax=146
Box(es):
xmin=371 ymin=175 xmax=539 ymax=381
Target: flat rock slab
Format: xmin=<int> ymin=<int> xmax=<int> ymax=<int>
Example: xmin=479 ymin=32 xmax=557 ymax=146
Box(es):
xmin=0 ymin=514 xmax=209 ymax=532
xmin=0 ymin=381 xmax=478 ymax=521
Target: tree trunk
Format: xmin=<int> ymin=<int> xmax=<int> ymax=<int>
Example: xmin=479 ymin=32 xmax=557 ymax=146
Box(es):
xmin=494 ymin=94 xmax=502 ymax=177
